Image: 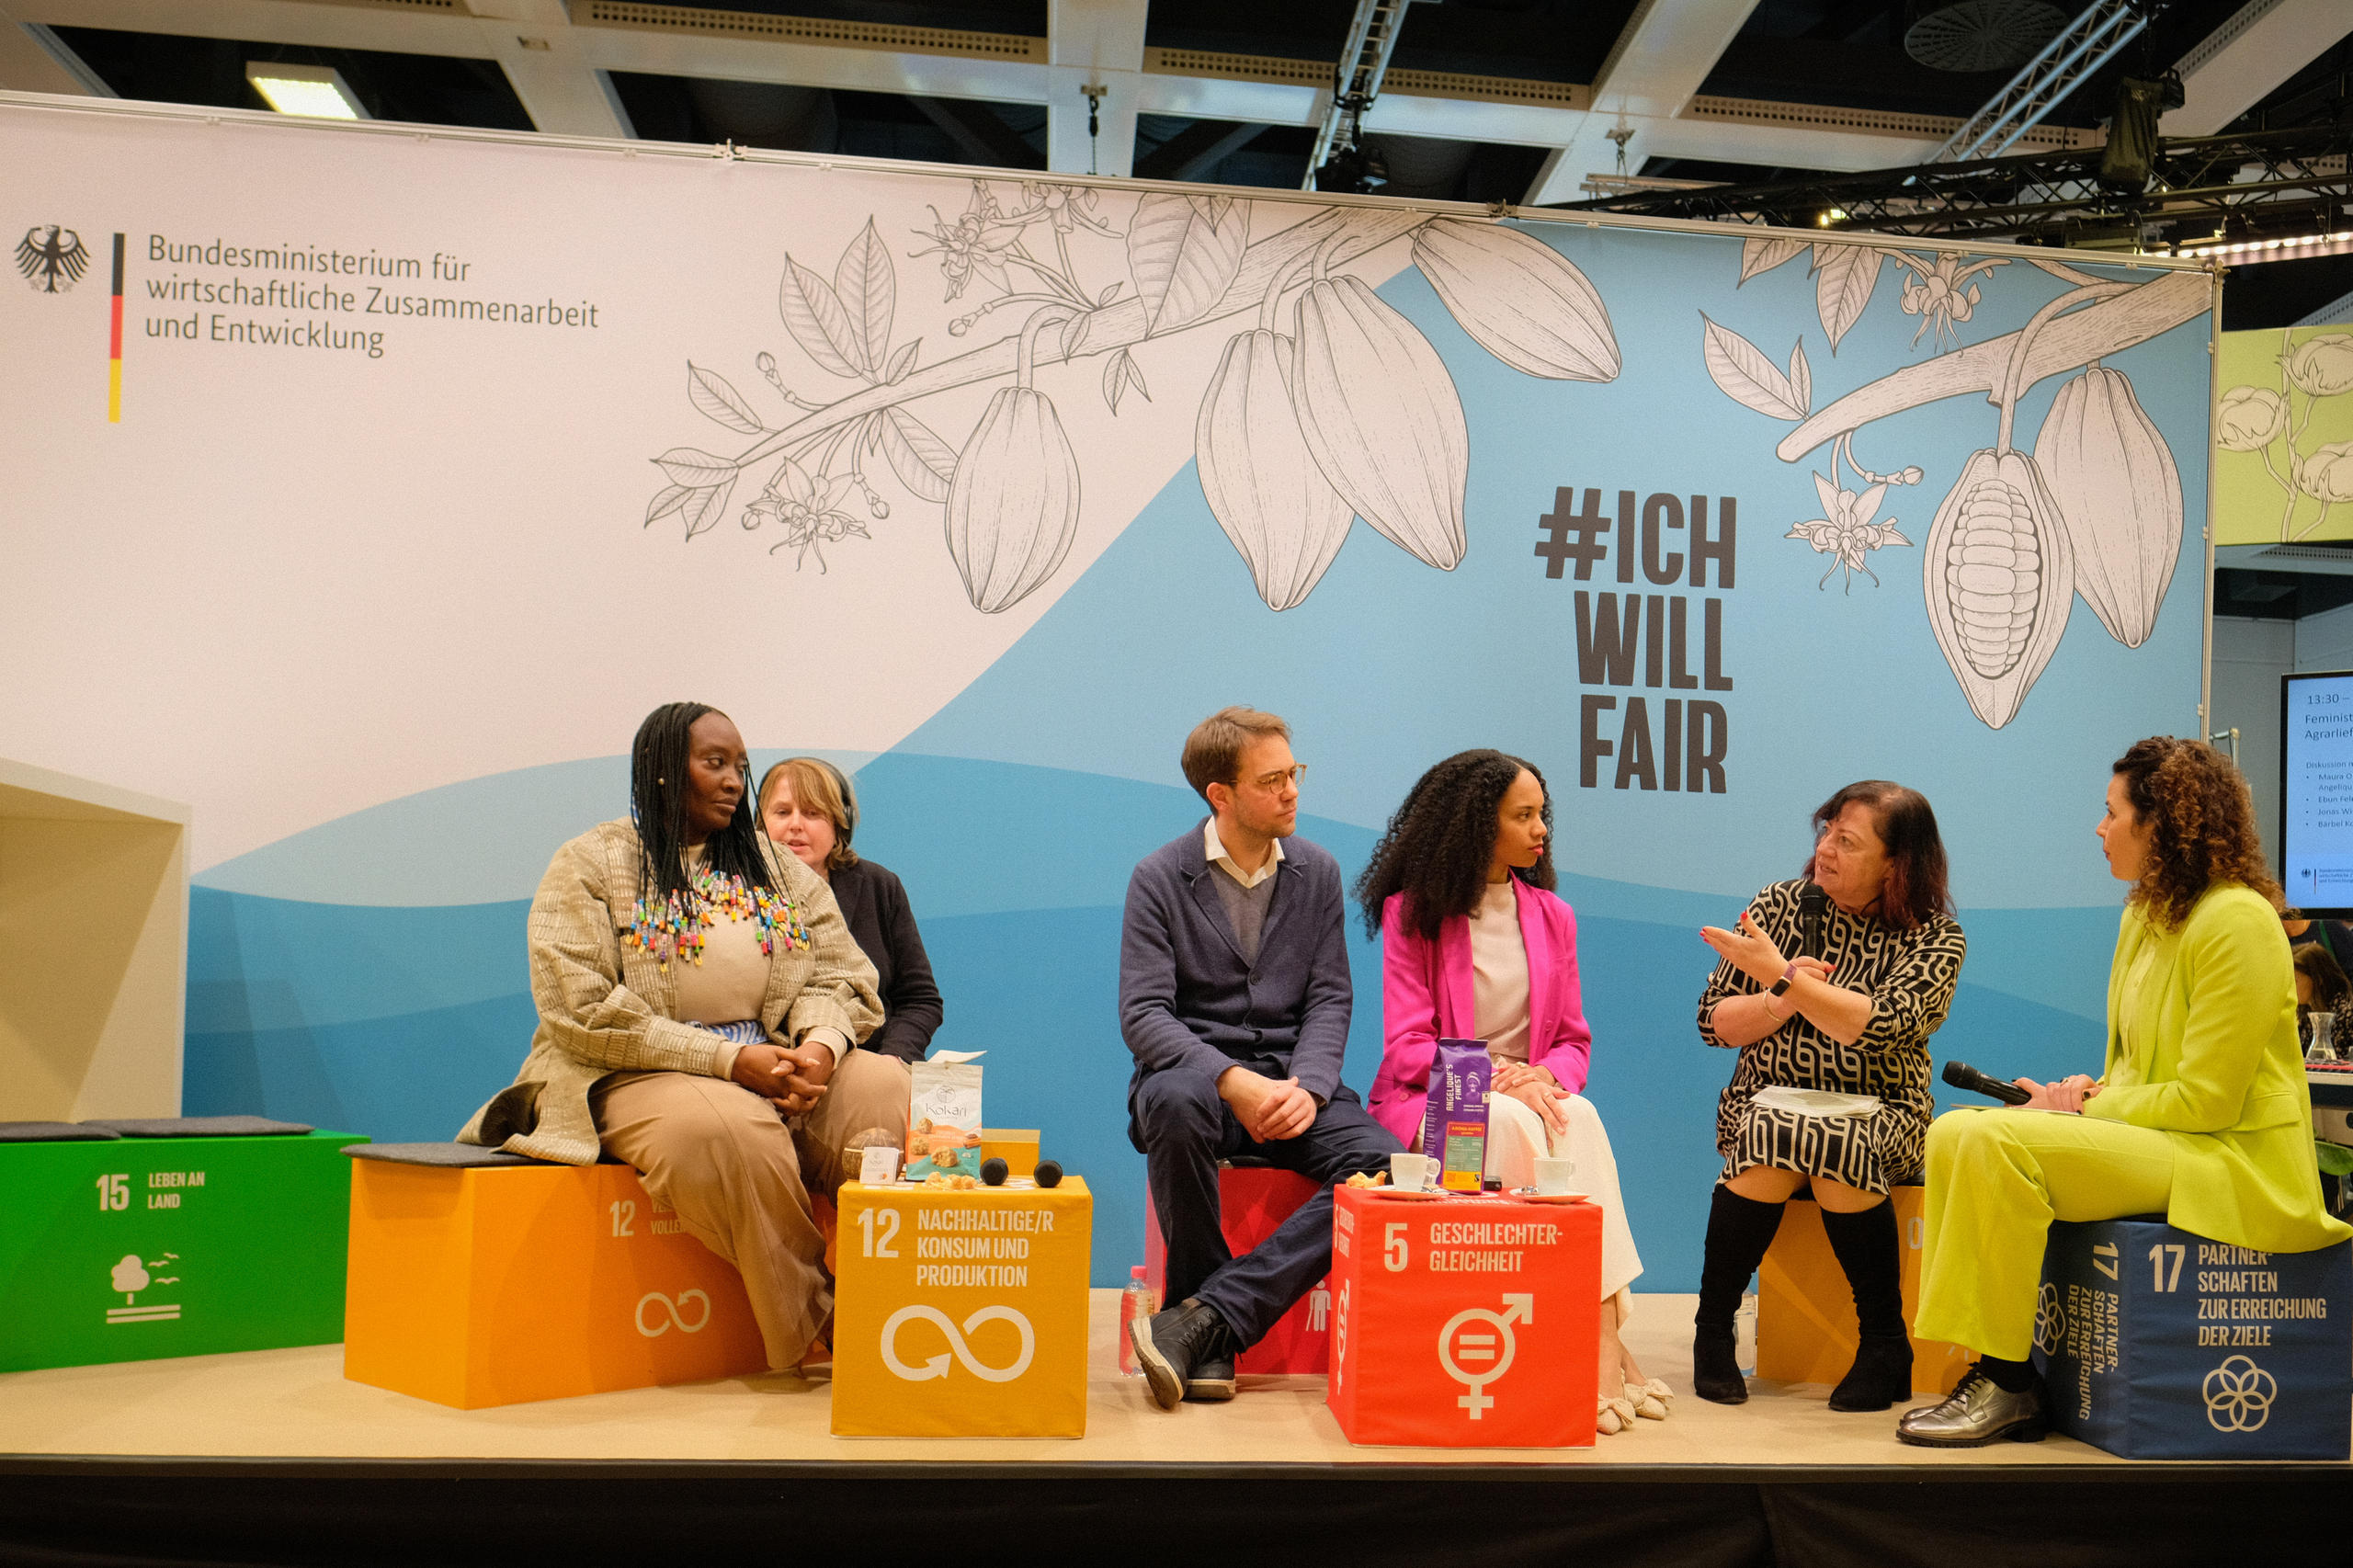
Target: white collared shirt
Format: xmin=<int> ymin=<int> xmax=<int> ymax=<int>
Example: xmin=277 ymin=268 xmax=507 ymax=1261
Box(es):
xmin=1204 ymin=819 xmax=1284 ymax=890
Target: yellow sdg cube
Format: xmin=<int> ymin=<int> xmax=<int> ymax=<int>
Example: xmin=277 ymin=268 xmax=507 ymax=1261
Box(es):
xmin=832 ymin=1176 xmax=1092 ymax=1437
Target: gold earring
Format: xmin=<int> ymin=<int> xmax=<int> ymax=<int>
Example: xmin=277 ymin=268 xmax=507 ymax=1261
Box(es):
xmin=657 ymin=778 xmax=665 ymax=785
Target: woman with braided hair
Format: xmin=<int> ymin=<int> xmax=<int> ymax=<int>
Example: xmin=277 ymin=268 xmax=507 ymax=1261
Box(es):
xmin=1359 ymin=749 xmax=1665 ymax=1434
xmin=1899 ymin=737 xmax=2352 ymax=1446
xmin=460 ymin=701 xmax=900 ymax=1373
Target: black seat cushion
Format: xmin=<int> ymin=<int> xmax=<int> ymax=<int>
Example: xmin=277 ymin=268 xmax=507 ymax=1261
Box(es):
xmin=84 ymin=1116 xmax=315 ymax=1138
xmin=0 ymin=1121 xmax=120 ymax=1142
xmin=345 ymin=1142 xmax=554 ymax=1168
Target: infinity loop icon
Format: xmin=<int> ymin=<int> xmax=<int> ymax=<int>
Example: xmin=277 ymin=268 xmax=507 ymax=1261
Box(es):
xmin=881 ymin=1304 xmax=1036 ymax=1383
xmin=635 ymin=1289 xmax=712 ymax=1337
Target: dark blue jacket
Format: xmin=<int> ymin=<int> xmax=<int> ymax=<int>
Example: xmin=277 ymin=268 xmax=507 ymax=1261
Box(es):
xmin=1118 ymin=820 xmax=1352 ymax=1108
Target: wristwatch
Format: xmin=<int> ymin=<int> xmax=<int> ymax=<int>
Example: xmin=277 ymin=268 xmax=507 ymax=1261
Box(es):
xmin=1768 ymin=960 xmax=1799 ymax=997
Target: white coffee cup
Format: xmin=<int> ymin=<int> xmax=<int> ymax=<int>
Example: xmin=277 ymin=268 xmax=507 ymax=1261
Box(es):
xmin=1390 ymin=1152 xmax=1435 ymax=1191
xmin=1532 ymin=1155 xmax=1576 ymax=1195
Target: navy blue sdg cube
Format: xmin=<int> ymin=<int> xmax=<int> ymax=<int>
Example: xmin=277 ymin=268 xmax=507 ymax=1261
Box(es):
xmin=2033 ymin=1217 xmax=2352 ymax=1460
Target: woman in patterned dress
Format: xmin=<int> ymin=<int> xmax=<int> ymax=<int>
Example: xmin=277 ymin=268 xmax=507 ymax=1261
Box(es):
xmin=1690 ymin=781 xmax=1966 ymax=1412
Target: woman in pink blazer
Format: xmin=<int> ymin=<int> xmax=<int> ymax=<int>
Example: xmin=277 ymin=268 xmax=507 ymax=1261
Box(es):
xmin=1358 ymin=750 xmax=1662 ymax=1433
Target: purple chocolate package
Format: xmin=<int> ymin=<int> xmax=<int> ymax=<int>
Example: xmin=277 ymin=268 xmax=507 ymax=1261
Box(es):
xmin=1418 ymin=1038 xmax=1494 ymax=1192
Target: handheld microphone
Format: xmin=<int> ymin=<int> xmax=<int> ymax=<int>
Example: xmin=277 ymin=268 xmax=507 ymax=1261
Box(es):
xmin=1941 ymin=1060 xmax=2032 ymax=1106
xmin=1799 ymin=882 xmax=1828 ymax=960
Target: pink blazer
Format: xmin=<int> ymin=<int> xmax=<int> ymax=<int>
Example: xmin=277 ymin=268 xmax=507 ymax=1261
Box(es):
xmin=1369 ymin=881 xmax=1593 ymax=1146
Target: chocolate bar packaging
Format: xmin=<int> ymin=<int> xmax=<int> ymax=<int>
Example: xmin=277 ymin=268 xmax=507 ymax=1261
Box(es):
xmin=1417 ymin=1038 xmax=1493 ymax=1192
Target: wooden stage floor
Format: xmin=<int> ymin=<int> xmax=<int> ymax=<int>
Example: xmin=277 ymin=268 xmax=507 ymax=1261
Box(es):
xmin=0 ymin=1291 xmax=2180 ymax=1471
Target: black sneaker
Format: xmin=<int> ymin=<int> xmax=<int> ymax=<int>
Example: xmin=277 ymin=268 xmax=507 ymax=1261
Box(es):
xmin=1130 ymin=1298 xmax=1236 ymax=1411
xmin=1182 ymin=1352 xmax=1237 ymax=1403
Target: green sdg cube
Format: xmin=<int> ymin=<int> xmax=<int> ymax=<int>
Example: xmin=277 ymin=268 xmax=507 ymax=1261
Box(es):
xmin=0 ymin=1131 xmax=367 ymax=1372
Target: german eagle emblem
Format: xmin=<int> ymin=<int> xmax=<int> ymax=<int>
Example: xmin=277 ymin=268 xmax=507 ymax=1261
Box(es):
xmin=17 ymin=225 xmax=91 ymax=293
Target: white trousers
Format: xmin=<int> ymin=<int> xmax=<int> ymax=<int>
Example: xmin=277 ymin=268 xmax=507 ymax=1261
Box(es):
xmin=1483 ymin=1090 xmax=1644 ymax=1303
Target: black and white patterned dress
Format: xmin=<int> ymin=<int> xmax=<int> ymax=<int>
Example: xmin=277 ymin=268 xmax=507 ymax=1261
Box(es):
xmin=1696 ymin=878 xmax=1966 ymax=1194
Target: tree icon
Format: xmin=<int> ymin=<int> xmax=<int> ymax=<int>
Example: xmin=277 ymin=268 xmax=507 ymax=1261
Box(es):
xmin=110 ymin=1254 xmax=151 ymax=1301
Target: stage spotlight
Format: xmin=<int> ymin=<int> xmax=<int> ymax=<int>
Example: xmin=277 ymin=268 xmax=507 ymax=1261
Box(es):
xmin=244 ymin=62 xmax=368 ymax=120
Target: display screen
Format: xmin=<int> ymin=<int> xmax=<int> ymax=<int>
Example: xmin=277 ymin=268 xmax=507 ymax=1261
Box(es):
xmin=2282 ymin=670 xmax=2353 ymax=915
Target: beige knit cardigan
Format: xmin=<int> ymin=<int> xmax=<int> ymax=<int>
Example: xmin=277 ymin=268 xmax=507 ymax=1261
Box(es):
xmin=457 ymin=819 xmax=883 ymax=1165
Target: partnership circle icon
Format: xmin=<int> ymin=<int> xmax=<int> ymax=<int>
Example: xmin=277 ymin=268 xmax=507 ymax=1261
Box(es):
xmin=2032 ymin=1283 xmax=2065 ymax=1356
xmin=2202 ymin=1355 xmax=2277 ymax=1433
xmin=634 ymin=1290 xmax=712 ymax=1337
xmin=1438 ymin=1293 xmax=1533 ymax=1419
xmin=881 ymin=1304 xmax=1036 ymax=1383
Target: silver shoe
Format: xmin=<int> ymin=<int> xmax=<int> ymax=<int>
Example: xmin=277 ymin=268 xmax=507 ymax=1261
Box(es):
xmin=1894 ymin=1369 xmax=2049 ymax=1448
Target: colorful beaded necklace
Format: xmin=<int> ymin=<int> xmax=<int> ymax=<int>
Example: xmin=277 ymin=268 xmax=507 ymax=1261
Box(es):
xmin=621 ymin=860 xmax=809 ymax=971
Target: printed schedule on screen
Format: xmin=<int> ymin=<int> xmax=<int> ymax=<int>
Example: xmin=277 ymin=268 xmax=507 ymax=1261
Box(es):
xmin=2283 ymin=671 xmax=2353 ymax=913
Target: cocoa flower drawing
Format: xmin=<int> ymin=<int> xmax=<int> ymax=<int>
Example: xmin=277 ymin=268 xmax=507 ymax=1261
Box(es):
xmin=2218 ymin=330 xmax=2353 ymax=540
xmin=1705 ymin=234 xmax=2205 ymax=729
xmin=646 ymin=182 xmax=1619 ymax=614
xmin=1787 ymin=469 xmax=1909 ymax=591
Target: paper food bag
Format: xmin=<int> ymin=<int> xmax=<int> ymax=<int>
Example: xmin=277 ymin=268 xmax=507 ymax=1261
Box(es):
xmin=906 ymin=1049 xmax=984 ymax=1182
xmin=1418 ymin=1038 xmax=1493 ymax=1192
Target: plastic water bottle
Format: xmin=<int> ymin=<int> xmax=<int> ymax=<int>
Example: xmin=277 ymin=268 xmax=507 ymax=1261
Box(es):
xmin=1118 ymin=1266 xmax=1158 ymax=1376
xmin=1734 ymin=1291 xmax=1758 ymax=1377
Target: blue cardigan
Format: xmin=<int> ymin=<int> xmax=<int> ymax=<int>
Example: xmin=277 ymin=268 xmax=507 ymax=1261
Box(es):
xmin=1118 ymin=820 xmax=1353 ymax=1108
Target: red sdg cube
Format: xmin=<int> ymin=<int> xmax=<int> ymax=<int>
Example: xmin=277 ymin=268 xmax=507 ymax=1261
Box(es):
xmin=1326 ymin=1185 xmax=1600 ymax=1448
xmin=1144 ymin=1165 xmax=1329 ymax=1374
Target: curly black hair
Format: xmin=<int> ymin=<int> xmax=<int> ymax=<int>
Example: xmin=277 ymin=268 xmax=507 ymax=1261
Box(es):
xmin=631 ymin=701 xmax=777 ymax=904
xmin=1355 ymin=750 xmax=1554 ymax=941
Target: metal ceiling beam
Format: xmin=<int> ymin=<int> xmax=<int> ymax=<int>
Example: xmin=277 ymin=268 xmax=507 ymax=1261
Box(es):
xmin=1934 ymin=0 xmax=2148 ymax=162
xmin=2165 ymin=0 xmax=2353 ymax=137
xmin=1134 ymin=117 xmax=1263 ymax=183
xmin=1302 ymin=0 xmax=1413 ymax=187
xmin=0 ymin=8 xmax=105 ymax=97
xmin=1562 ymin=120 xmax=2351 ymax=247
xmin=1046 ymin=0 xmax=1144 ymax=176
xmin=1522 ymin=0 xmax=1764 ymax=206
xmin=466 ymin=0 xmax=628 ymax=139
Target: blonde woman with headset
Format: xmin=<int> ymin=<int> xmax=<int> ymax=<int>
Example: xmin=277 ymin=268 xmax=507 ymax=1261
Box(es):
xmin=757 ymin=757 xmax=946 ymax=1062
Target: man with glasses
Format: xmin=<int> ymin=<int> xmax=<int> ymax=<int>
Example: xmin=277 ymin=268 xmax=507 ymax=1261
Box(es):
xmin=1120 ymin=706 xmax=1398 ymax=1409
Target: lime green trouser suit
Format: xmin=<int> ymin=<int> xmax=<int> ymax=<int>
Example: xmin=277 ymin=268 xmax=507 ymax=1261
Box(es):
xmin=1915 ymin=885 xmax=2352 ymax=1361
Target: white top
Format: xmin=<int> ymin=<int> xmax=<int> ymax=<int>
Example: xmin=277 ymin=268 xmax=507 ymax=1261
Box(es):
xmin=1469 ymin=879 xmax=1533 ymax=1066
xmin=1204 ymin=818 xmax=1285 ymax=889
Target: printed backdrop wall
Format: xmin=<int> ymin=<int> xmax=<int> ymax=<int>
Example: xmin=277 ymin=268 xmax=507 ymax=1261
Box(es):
xmin=2 ymin=96 xmax=2216 ymax=1287
xmin=2216 ymin=324 xmax=2353 ymax=545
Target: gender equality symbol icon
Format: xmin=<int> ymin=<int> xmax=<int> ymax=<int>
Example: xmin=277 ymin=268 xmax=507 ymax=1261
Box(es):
xmin=1438 ymin=1293 xmax=1534 ymax=1419
xmin=881 ymin=1304 xmax=1036 ymax=1382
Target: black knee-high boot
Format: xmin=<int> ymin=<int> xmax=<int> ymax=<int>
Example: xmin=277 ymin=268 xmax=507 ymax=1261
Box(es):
xmin=1821 ymin=1200 xmax=1912 ymax=1412
xmin=1693 ymin=1185 xmax=1785 ymax=1404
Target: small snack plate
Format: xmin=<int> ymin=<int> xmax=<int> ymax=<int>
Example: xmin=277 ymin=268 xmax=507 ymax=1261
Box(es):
xmin=1365 ymin=1187 xmax=1449 ymax=1200
xmin=1507 ymin=1190 xmax=1589 ymax=1204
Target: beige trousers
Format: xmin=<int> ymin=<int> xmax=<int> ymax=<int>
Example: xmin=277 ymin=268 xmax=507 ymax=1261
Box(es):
xmin=592 ymin=1049 xmax=912 ymax=1370
xmin=1483 ymin=1090 xmax=1646 ymax=1304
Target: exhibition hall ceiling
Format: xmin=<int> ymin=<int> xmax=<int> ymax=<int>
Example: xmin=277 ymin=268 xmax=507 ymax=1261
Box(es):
xmin=1 ymin=0 xmax=2345 ymax=313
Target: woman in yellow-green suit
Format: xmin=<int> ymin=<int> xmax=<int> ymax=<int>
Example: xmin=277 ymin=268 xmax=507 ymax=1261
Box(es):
xmin=1899 ymin=736 xmax=2353 ymax=1447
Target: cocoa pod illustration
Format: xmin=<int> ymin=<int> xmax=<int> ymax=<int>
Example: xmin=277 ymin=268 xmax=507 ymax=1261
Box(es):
xmin=2036 ymin=366 xmax=2181 ymax=649
xmin=1922 ymin=449 xmax=2075 ymax=729
xmin=944 ymin=386 xmax=1080 ymax=613
xmin=1197 ymin=328 xmax=1354 ymax=610
xmin=1411 ymin=219 xmax=1620 ymax=382
xmin=1293 ymin=274 xmax=1469 ymax=570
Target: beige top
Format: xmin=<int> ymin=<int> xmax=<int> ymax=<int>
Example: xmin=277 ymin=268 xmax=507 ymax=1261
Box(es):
xmin=1470 ymin=879 xmax=1533 ymax=1065
xmin=670 ymin=845 xmax=778 ymax=1028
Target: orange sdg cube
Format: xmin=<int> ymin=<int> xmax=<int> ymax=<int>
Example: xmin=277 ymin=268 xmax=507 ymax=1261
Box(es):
xmin=1756 ymin=1190 xmax=1970 ymax=1397
xmin=344 ymin=1155 xmax=767 ymax=1409
xmin=832 ymin=1176 xmax=1092 ymax=1437
xmin=1326 ymin=1186 xmax=1600 ymax=1448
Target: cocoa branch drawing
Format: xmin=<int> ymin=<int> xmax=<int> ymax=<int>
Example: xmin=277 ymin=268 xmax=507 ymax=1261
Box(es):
xmin=1707 ymin=245 xmax=2205 ymax=729
xmin=647 ymin=184 xmax=1621 ymax=613
xmin=2217 ymin=329 xmax=2353 ymax=541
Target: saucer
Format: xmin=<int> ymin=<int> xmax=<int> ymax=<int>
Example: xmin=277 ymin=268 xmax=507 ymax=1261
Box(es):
xmin=1366 ymin=1187 xmax=1449 ymax=1199
xmin=1508 ymin=1190 xmax=1589 ymax=1204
